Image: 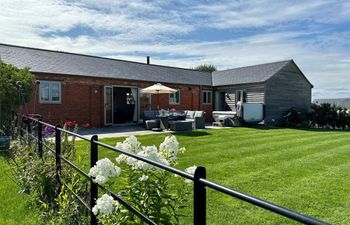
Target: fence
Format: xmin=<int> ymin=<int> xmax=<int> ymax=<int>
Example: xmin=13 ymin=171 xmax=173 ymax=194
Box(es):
xmin=18 ymin=115 xmax=331 ymax=225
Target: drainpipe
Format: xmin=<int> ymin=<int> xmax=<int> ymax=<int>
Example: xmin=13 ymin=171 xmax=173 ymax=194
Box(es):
xmin=199 ymin=85 xmax=202 ymax=110
xmin=33 ymin=80 xmax=40 ymax=114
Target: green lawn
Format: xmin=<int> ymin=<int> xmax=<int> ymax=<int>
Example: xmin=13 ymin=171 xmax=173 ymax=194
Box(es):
xmin=0 ymin=153 xmax=40 ymax=225
xmin=2 ymin=127 xmax=350 ymax=224
xmin=75 ymin=127 xmax=350 ymax=225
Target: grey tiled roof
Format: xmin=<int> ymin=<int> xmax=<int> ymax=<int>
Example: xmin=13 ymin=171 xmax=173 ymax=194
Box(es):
xmin=0 ymin=43 xmax=212 ymax=86
xmin=0 ymin=43 xmax=303 ymax=88
xmin=212 ymin=60 xmax=291 ymax=86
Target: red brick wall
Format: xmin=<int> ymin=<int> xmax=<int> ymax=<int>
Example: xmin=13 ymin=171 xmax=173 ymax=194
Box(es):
xmin=25 ymin=73 xmax=214 ymax=127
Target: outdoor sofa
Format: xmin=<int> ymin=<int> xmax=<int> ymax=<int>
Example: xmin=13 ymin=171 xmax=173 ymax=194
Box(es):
xmin=184 ymin=110 xmax=205 ymax=129
xmin=143 ymin=110 xmax=205 ymax=130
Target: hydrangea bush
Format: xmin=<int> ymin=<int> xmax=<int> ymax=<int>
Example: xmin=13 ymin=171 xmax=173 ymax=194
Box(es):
xmin=89 ymin=135 xmax=196 ymax=225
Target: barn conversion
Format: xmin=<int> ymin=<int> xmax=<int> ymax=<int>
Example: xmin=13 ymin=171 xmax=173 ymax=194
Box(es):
xmin=0 ymin=43 xmax=313 ymax=127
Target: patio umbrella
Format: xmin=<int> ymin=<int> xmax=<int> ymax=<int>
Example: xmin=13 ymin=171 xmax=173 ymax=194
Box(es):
xmin=141 ymin=83 xmax=177 ymax=109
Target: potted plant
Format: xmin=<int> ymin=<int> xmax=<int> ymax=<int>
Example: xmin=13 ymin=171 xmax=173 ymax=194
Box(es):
xmin=0 ymin=60 xmax=32 ymax=149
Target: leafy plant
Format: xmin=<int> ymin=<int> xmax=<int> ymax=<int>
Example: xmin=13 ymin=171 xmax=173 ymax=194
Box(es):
xmin=0 ymin=60 xmax=33 ymax=136
xmin=9 ymin=124 xmax=88 ymax=224
xmin=90 ymin=135 xmax=192 ymax=225
xmin=278 ymin=108 xmax=303 ymax=127
xmin=309 ymin=103 xmax=350 ymax=129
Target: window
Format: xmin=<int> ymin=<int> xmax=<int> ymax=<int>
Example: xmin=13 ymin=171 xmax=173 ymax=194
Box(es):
xmin=202 ymin=90 xmax=212 ymax=104
xmin=236 ymin=90 xmax=247 ymax=104
xmin=39 ymin=81 xmax=61 ymax=103
xmin=169 ymin=89 xmax=180 ymax=104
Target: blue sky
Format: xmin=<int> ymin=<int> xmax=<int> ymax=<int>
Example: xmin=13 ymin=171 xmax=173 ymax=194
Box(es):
xmin=1 ymin=0 xmax=350 ymax=99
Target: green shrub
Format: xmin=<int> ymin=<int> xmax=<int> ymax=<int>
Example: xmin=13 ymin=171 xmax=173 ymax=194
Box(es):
xmin=0 ymin=61 xmax=33 ymax=136
xmin=9 ymin=127 xmax=88 ymax=224
xmin=278 ymin=108 xmax=304 ymax=127
xmin=309 ymin=103 xmax=350 ymax=129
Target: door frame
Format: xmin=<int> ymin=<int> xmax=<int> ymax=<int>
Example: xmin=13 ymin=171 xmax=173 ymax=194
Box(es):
xmin=104 ymin=86 xmax=113 ymax=126
xmin=104 ymin=85 xmax=139 ymax=126
xmin=138 ymin=89 xmax=152 ymax=122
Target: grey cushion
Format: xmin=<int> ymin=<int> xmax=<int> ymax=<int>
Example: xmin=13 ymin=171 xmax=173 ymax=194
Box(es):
xmin=145 ymin=120 xmax=160 ymax=130
xmin=144 ymin=110 xmax=160 ymax=121
xmin=186 ymin=110 xmax=195 ymax=119
xmin=169 ymin=121 xmax=193 ymax=131
xmin=194 ymin=111 xmax=204 ymax=117
xmin=144 ymin=111 xmax=155 ymax=119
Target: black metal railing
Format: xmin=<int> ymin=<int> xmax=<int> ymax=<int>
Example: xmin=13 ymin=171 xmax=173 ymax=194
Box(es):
xmin=18 ymin=115 xmax=331 ymax=225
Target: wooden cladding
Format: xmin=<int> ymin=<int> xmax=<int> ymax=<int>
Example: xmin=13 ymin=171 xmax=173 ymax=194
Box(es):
xmin=221 ymin=85 xmax=265 ymax=112
xmin=225 ymin=93 xmax=236 ymax=111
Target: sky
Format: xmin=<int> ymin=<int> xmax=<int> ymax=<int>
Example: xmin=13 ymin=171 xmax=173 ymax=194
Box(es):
xmin=1 ymin=0 xmax=349 ymax=99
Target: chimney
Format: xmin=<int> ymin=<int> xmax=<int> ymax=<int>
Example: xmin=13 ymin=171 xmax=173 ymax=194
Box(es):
xmin=147 ymin=56 xmax=150 ymax=64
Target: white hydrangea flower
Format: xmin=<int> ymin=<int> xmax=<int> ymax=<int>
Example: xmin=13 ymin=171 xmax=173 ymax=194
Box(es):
xmin=115 ymin=154 xmax=128 ymax=164
xmin=185 ymin=165 xmax=197 ymax=175
xmin=138 ymin=175 xmax=149 ymax=182
xmin=116 ymin=135 xmax=141 ymax=154
xmin=135 ymin=145 xmax=169 ymax=171
xmin=115 ymin=135 xmax=143 ymax=167
xmin=89 ymin=158 xmax=121 ymax=184
xmin=185 ymin=165 xmax=197 ymax=183
xmin=159 ymin=135 xmax=185 ymax=164
xmin=92 ymin=194 xmax=119 ymax=216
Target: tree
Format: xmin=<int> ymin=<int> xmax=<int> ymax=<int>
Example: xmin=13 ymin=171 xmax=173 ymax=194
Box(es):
xmin=194 ymin=64 xmax=217 ymax=73
xmin=0 ymin=60 xmax=33 ymax=136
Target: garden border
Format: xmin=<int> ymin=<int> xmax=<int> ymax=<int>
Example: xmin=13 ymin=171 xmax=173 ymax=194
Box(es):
xmin=19 ymin=115 xmax=330 ymax=225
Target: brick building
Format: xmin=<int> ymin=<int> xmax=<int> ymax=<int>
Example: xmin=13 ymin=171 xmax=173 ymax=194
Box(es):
xmin=0 ymin=43 xmax=312 ymax=127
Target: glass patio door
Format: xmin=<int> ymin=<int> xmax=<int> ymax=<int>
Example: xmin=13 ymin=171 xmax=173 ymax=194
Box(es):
xmin=104 ymin=86 xmax=113 ymax=125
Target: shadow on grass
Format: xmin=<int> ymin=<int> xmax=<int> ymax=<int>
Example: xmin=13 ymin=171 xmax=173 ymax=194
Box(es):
xmin=172 ymin=131 xmax=212 ymax=137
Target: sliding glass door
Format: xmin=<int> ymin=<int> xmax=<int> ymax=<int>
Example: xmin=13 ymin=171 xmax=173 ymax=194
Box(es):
xmin=104 ymin=86 xmax=139 ymax=125
xmin=104 ymin=86 xmax=113 ymax=125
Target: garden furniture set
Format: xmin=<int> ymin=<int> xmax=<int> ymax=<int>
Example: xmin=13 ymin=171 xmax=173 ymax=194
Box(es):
xmin=144 ymin=110 xmax=206 ymax=131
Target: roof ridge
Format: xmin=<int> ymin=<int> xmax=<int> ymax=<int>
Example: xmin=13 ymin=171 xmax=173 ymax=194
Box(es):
xmin=0 ymin=42 xmax=211 ymax=74
xmin=214 ymin=59 xmax=292 ymax=73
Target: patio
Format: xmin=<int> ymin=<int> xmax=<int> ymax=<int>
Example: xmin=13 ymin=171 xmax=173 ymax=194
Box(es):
xmin=76 ymin=124 xmax=228 ymax=140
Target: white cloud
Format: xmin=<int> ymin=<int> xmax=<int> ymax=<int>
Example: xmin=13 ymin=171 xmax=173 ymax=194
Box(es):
xmin=190 ymin=0 xmax=349 ymax=29
xmin=0 ymin=0 xmax=349 ymax=99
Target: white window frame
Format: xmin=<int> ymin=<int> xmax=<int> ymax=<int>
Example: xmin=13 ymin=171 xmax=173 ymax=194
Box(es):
xmin=202 ymin=90 xmax=212 ymax=105
xmin=169 ymin=89 xmax=180 ymax=105
xmin=39 ymin=80 xmax=62 ymax=104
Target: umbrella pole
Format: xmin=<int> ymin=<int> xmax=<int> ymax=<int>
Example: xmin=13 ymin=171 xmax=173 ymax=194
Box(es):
xmin=157 ymin=90 xmax=160 ymax=110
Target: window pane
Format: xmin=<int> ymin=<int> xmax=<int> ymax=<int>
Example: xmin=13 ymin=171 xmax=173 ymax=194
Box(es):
xmin=208 ymin=92 xmax=212 ymax=103
xmin=40 ymin=83 xmax=50 ymax=102
xmin=243 ymin=91 xmax=247 ymax=103
xmin=203 ymin=92 xmax=207 ymax=103
xmin=51 ymin=83 xmax=60 ymax=101
xmin=169 ymin=93 xmax=175 ymax=103
xmin=170 ymin=90 xmax=180 ymax=104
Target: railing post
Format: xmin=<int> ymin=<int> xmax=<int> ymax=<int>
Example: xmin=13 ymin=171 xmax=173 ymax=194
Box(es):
xmin=90 ymin=135 xmax=98 ymax=225
xmin=27 ymin=118 xmax=32 ymax=145
xmin=27 ymin=119 xmax=32 ymax=134
xmin=194 ymin=166 xmax=206 ymax=225
xmin=55 ymin=125 xmax=62 ymax=199
xmin=37 ymin=120 xmax=43 ymax=158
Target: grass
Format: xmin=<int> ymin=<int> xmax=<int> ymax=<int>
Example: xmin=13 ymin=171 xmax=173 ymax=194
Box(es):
xmin=74 ymin=127 xmax=350 ymax=225
xmin=0 ymin=152 xmax=40 ymax=225
xmin=2 ymin=127 xmax=350 ymax=224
